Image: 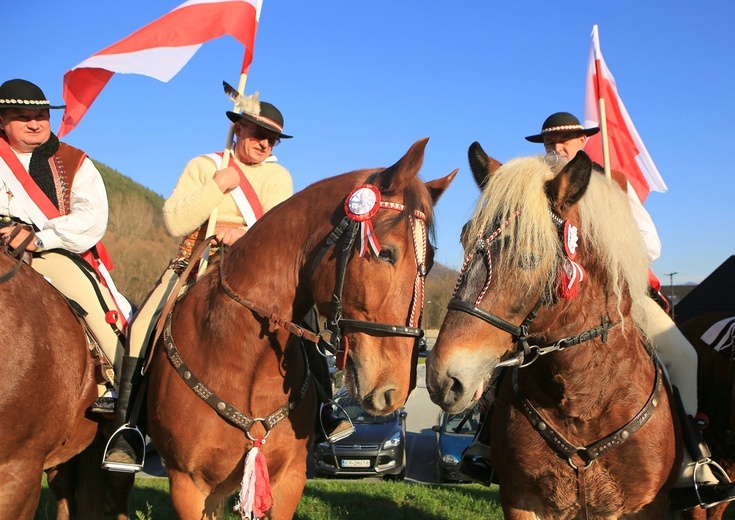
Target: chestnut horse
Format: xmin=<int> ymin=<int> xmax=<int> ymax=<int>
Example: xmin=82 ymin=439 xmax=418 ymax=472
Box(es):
xmin=0 ymin=241 xmax=132 ymax=519
xmin=680 ymin=312 xmax=735 ymax=520
xmin=426 ymin=144 xmax=680 ymax=518
xmin=147 ymin=138 xmax=455 ymax=519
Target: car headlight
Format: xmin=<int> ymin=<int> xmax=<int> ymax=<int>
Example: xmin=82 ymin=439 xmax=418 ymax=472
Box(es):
xmin=441 ymin=454 xmax=459 ymax=464
xmin=383 ymin=432 xmax=402 ymax=449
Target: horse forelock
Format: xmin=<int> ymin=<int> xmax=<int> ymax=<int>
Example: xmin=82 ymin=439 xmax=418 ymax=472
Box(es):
xmin=464 ymin=155 xmax=650 ymax=323
xmin=465 ymin=156 xmax=561 ymax=293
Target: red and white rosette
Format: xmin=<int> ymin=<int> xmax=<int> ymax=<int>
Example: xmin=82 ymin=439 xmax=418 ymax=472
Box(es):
xmin=345 ymin=184 xmax=382 ymax=257
xmin=558 ymin=220 xmax=586 ymax=299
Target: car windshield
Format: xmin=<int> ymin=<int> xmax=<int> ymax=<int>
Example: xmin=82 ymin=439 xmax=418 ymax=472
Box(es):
xmin=444 ymin=410 xmax=480 ymax=434
xmin=335 ymin=394 xmax=397 ymax=424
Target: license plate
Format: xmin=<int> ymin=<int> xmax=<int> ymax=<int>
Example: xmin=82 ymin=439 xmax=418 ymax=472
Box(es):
xmin=341 ymin=459 xmax=370 ymax=468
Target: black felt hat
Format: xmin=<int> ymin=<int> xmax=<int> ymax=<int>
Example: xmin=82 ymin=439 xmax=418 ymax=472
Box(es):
xmin=0 ymin=79 xmax=65 ymax=110
xmin=226 ymin=100 xmax=292 ymax=139
xmin=525 ymin=112 xmax=599 ymax=143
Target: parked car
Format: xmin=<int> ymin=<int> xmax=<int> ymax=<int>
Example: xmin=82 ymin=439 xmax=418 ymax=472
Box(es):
xmin=432 ymin=408 xmax=482 ymax=483
xmin=313 ymin=387 xmax=407 ymax=480
xmin=418 ymin=337 xmax=428 ymax=356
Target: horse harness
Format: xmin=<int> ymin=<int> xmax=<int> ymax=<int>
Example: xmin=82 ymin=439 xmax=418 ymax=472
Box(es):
xmin=447 ymin=208 xmax=664 ymax=519
xmin=160 ymin=174 xmax=429 ymax=440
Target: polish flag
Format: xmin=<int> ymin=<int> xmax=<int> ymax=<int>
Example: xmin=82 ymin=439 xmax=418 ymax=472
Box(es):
xmin=59 ymin=0 xmax=263 ymax=137
xmin=583 ymin=24 xmax=667 ymax=202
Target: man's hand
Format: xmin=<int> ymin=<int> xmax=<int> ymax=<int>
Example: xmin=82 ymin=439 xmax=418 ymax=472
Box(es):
xmin=213 ymin=166 xmax=241 ymax=194
xmin=215 ymin=227 xmax=246 ymax=246
xmin=0 ymin=225 xmax=36 ymax=251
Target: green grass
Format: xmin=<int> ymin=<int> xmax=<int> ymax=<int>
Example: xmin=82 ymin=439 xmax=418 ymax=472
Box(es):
xmin=35 ymin=477 xmax=504 ymax=519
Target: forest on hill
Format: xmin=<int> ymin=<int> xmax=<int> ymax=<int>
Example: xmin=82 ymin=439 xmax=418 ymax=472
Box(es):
xmin=96 ymin=160 xmax=458 ymax=324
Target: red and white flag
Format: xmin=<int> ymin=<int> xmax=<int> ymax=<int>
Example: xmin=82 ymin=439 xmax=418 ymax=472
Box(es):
xmin=583 ymin=24 xmax=667 ymax=202
xmin=58 ymin=0 xmax=263 ymax=137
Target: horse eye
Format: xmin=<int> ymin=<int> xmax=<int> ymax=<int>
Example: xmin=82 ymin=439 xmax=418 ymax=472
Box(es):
xmin=378 ymin=247 xmax=395 ymax=263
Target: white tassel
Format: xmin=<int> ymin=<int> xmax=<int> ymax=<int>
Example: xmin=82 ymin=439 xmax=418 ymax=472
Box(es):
xmin=234 ymin=446 xmax=258 ymax=519
xmin=223 ymin=81 xmax=260 ymax=116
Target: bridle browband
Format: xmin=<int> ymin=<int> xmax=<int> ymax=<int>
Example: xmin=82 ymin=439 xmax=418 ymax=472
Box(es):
xmin=448 ymin=208 xmax=617 ymax=367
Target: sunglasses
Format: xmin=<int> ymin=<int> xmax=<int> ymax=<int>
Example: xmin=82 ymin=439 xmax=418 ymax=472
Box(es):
xmin=244 ymin=124 xmax=280 ymax=147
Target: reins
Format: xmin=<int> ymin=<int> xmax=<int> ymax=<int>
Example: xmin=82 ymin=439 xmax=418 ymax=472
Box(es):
xmin=0 ymin=223 xmax=35 ymax=285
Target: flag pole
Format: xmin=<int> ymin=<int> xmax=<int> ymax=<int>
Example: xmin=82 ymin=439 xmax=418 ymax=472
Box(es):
xmin=593 ymin=31 xmax=612 ymax=181
xmin=198 ymin=4 xmax=262 ymax=279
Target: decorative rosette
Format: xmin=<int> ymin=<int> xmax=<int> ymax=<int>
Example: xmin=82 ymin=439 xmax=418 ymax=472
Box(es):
xmin=558 ymin=220 xmax=585 ymax=299
xmin=344 ymin=184 xmax=382 ymax=257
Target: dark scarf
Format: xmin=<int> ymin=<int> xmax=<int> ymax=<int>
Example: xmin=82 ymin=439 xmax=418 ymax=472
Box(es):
xmin=29 ymin=132 xmax=60 ymax=209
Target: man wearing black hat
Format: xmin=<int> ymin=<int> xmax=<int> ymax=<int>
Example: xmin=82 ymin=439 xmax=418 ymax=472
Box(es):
xmin=462 ymin=111 xmax=735 ymax=510
xmin=105 ymin=93 xmax=353 ymax=471
xmin=0 ymin=79 xmax=131 ymax=414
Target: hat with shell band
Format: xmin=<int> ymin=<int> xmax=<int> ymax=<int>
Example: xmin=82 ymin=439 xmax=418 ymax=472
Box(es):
xmin=0 ymin=79 xmax=65 ymax=110
xmin=226 ymin=93 xmax=292 ymax=139
xmin=525 ymin=112 xmax=599 ymax=143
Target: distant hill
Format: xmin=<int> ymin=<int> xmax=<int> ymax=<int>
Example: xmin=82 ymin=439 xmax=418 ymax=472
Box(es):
xmin=94 ymin=160 xmax=178 ymax=306
xmin=94 ymin=160 xmax=459 ymax=313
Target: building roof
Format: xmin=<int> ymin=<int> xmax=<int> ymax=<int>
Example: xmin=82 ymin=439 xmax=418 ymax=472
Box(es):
xmin=674 ymin=255 xmax=735 ymax=324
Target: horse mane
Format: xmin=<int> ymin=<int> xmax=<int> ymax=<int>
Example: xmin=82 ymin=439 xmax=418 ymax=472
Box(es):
xmin=465 ymin=155 xmax=650 ymax=326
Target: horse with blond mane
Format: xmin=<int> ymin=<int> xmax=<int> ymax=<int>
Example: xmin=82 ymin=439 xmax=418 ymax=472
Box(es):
xmin=146 ymin=138 xmax=455 ymax=519
xmin=427 ymin=144 xmax=679 ymax=518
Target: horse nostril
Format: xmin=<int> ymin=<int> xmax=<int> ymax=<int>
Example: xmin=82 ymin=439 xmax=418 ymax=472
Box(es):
xmin=450 ymin=376 xmax=464 ymax=397
xmin=382 ymin=388 xmax=396 ymax=409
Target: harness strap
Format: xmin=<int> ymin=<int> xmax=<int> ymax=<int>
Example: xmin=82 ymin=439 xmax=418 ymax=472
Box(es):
xmin=162 ymin=311 xmax=311 ymax=440
xmin=512 ymin=358 xmax=663 ymax=465
xmin=0 ymin=224 xmax=34 ymax=284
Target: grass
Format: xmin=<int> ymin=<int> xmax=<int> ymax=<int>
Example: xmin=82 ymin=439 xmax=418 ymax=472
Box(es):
xmin=35 ymin=477 xmax=504 ymax=519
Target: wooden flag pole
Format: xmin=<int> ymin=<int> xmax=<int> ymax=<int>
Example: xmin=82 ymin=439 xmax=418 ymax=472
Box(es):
xmin=598 ymin=97 xmax=611 ymax=181
xmin=197 ymin=73 xmax=248 ymax=279
xmin=197 ymin=1 xmax=262 ymax=279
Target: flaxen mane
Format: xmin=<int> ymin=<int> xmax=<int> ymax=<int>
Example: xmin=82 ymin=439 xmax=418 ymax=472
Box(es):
xmin=465 ymin=155 xmax=650 ymax=329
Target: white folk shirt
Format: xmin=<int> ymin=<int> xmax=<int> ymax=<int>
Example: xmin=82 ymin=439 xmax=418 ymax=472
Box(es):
xmin=0 ymin=149 xmax=108 ymax=253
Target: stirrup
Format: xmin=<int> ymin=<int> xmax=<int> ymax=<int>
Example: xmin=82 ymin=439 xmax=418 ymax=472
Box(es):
xmin=319 ymin=401 xmax=355 ymax=444
xmin=102 ymin=424 xmax=146 ymax=473
xmin=694 ymin=459 xmax=732 ymax=508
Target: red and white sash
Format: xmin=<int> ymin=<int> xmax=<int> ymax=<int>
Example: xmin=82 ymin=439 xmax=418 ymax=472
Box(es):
xmin=0 ymin=139 xmax=132 ymax=328
xmin=206 ymin=153 xmax=264 ymax=227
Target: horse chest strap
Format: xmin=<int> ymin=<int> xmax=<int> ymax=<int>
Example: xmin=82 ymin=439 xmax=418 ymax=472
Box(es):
xmin=162 ymin=313 xmax=309 ymax=439
xmin=512 ymin=361 xmax=663 ymax=465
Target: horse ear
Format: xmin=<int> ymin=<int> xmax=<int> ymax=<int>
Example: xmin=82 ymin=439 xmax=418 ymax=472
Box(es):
xmin=377 ymin=138 xmax=428 ymax=194
xmin=425 ymin=169 xmax=458 ymax=204
xmin=546 ymin=151 xmax=593 ymax=214
xmin=468 ymin=141 xmax=503 ymax=190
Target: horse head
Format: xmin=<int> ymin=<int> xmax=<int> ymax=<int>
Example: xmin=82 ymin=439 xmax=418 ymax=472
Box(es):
xmin=307 ymin=138 xmax=456 ymax=415
xmin=426 ymin=143 xmax=650 ymax=413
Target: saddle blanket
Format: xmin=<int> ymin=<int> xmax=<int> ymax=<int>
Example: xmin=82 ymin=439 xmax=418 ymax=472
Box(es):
xmin=701 ymin=316 xmax=735 ymax=358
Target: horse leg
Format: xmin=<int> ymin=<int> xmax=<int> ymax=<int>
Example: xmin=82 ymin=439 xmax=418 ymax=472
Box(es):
xmin=46 ymin=461 xmax=78 ymax=520
xmin=169 ymin=469 xmax=219 ymax=520
xmin=266 ymin=464 xmax=307 ymax=520
xmin=0 ymin=461 xmax=44 ymax=519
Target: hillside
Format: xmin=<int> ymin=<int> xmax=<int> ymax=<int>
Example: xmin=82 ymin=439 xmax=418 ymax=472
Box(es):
xmin=95 ymin=161 xmax=458 ymax=315
xmin=94 ymin=161 xmax=178 ymax=306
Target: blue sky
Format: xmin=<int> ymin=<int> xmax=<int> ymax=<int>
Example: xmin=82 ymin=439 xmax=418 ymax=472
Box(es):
xmin=3 ymin=1 xmax=734 ymax=284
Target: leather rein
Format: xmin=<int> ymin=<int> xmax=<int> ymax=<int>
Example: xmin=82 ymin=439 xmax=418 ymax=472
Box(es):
xmin=0 ymin=222 xmax=35 ymax=285
xmin=447 ymin=208 xmax=662 ymax=518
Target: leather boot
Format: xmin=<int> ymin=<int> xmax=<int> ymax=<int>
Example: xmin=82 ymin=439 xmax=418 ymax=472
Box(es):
xmin=458 ymin=408 xmax=495 ymax=486
xmin=669 ymin=389 xmax=735 ymax=511
xmin=102 ymin=355 xmax=146 ymax=473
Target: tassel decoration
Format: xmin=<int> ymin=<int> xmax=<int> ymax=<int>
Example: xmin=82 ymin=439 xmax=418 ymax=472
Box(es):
xmin=233 ymin=438 xmax=273 ymax=519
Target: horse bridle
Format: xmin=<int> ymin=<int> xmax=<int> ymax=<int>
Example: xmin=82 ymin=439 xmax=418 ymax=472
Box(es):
xmin=447 ymin=209 xmax=616 ymax=368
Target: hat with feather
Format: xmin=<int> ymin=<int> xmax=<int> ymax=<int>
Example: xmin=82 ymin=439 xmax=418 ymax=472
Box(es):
xmin=225 ymin=88 xmax=292 ymax=139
